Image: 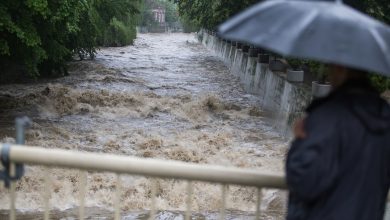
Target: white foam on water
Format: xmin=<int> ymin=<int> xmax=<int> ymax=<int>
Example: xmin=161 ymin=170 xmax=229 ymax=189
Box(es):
xmin=0 ymin=33 xmax=288 ymax=219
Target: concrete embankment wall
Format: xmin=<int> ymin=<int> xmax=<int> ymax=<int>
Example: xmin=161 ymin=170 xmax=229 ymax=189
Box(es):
xmin=199 ymin=31 xmax=312 ymax=137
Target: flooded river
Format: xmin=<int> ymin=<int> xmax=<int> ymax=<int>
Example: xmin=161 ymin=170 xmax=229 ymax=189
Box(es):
xmin=0 ymin=33 xmax=287 ymax=219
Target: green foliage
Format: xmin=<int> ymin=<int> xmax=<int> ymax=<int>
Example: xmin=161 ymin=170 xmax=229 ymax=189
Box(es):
xmin=304 ymin=60 xmax=328 ymax=83
xmin=173 ymin=0 xmax=390 ymax=32
xmin=346 ymin=0 xmax=390 ymax=92
xmin=0 ymin=0 xmax=140 ymax=80
xmin=343 ymin=0 xmax=390 ymax=24
xmin=92 ymin=0 xmax=139 ymax=46
xmin=139 ymin=0 xmax=159 ymax=28
xmin=180 ymin=14 xmax=198 ymax=33
xmin=172 ymin=0 xmax=260 ymax=30
xmin=163 ymin=0 xmax=179 ymax=25
xmin=1 ymin=0 xmax=48 ymax=76
xmin=371 ymin=75 xmax=390 ymax=93
xmin=173 ymin=0 xmax=390 ymax=92
xmin=105 ymin=17 xmax=137 ymax=46
xmin=286 ymin=59 xmax=328 ymax=83
xmin=286 ymin=58 xmax=305 ymax=71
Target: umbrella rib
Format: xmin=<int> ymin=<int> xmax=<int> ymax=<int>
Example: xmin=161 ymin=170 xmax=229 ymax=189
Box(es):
xmin=286 ymin=10 xmax=319 ymax=55
xmin=368 ymin=28 xmax=390 ymax=72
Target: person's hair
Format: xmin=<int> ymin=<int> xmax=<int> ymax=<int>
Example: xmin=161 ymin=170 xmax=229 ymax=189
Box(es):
xmin=346 ymin=67 xmax=369 ymax=80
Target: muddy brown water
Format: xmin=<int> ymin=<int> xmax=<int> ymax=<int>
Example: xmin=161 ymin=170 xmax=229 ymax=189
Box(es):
xmin=0 ymin=33 xmax=287 ymax=219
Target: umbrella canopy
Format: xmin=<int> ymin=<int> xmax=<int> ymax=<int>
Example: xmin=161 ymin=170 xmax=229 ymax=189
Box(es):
xmin=218 ymin=0 xmax=390 ymax=76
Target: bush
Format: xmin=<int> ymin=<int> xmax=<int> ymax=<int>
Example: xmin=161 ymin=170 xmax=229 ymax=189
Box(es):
xmin=371 ymin=75 xmax=390 ymax=93
xmin=93 ymin=0 xmax=139 ymax=47
xmin=180 ymin=15 xmax=199 ymax=33
xmin=105 ymin=17 xmax=135 ymax=46
xmin=0 ymin=0 xmax=140 ymax=81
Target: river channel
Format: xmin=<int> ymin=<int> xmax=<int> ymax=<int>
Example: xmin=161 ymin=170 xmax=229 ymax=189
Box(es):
xmin=0 ymin=33 xmax=288 ymax=219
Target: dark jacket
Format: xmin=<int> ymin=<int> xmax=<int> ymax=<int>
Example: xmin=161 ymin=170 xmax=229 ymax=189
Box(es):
xmin=286 ymin=80 xmax=390 ymax=220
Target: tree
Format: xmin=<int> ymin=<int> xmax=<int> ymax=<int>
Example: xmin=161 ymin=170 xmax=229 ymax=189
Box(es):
xmin=172 ymin=0 xmax=260 ymax=30
xmin=173 ymin=0 xmax=390 ymax=91
xmin=0 ymin=0 xmax=141 ymax=80
xmin=91 ymin=0 xmax=140 ymax=46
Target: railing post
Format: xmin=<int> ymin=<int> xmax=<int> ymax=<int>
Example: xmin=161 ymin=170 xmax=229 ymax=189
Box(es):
xmin=16 ymin=117 xmax=31 ymax=145
xmin=79 ymin=171 xmax=87 ymax=219
xmin=220 ymin=184 xmax=228 ymax=220
xmin=43 ymin=167 xmax=51 ymax=220
xmin=9 ymin=116 xmax=31 ymax=220
xmin=255 ymin=188 xmax=263 ymax=220
xmin=185 ymin=181 xmax=193 ymax=220
xmin=9 ymin=168 xmax=16 ymax=220
xmin=150 ymin=179 xmax=158 ymax=220
xmin=114 ymin=174 xmax=121 ymax=220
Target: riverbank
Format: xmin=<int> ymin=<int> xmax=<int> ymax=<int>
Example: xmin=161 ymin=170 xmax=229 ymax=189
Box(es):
xmin=199 ymin=31 xmax=311 ymax=138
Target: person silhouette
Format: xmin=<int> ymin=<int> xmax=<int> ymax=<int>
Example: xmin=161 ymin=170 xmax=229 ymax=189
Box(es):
xmin=286 ymin=64 xmax=390 ymax=220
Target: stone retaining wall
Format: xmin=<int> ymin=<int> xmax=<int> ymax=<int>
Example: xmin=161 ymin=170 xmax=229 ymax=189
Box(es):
xmin=199 ymin=30 xmax=312 ymax=137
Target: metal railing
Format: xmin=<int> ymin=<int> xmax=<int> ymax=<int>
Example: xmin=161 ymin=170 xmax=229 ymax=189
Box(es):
xmin=1 ymin=117 xmax=389 ymax=219
xmin=0 ymin=144 xmax=286 ymax=220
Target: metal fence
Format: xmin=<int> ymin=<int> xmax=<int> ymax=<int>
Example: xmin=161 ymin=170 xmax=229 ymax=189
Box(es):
xmin=0 ymin=144 xmax=286 ymax=220
xmin=1 ymin=117 xmax=389 ymax=219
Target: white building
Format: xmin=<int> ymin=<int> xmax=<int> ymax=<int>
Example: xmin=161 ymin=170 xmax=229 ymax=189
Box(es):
xmin=151 ymin=7 xmax=166 ymax=24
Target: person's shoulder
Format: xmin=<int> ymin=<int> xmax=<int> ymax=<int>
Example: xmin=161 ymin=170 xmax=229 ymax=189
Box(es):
xmin=306 ymin=94 xmax=347 ymax=115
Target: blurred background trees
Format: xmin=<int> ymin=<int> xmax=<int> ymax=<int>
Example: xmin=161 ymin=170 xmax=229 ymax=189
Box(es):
xmin=0 ymin=0 xmax=388 ymax=90
xmin=172 ymin=0 xmax=390 ymax=92
xmin=332 ymin=0 xmax=390 ymax=92
xmin=139 ymin=0 xmax=180 ymax=32
xmin=173 ymin=0 xmax=389 ymax=30
xmin=92 ymin=0 xmax=139 ymax=47
xmin=172 ymin=0 xmax=261 ymax=30
xmin=139 ymin=0 xmax=161 ymax=29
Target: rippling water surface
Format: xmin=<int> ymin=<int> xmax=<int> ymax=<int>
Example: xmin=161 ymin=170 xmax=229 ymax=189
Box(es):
xmin=0 ymin=33 xmax=288 ymax=219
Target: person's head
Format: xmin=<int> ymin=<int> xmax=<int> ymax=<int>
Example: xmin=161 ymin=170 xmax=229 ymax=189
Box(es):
xmin=327 ymin=64 xmax=368 ymax=89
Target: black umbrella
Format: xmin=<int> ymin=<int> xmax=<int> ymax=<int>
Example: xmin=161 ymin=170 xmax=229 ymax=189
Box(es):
xmin=218 ymin=0 xmax=390 ymax=76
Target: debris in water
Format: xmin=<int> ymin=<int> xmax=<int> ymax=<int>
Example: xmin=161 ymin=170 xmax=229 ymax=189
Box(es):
xmin=0 ymin=33 xmax=287 ymax=219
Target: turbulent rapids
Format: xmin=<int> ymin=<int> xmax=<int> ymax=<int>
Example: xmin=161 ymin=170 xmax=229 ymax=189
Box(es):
xmin=0 ymin=33 xmax=288 ymax=219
